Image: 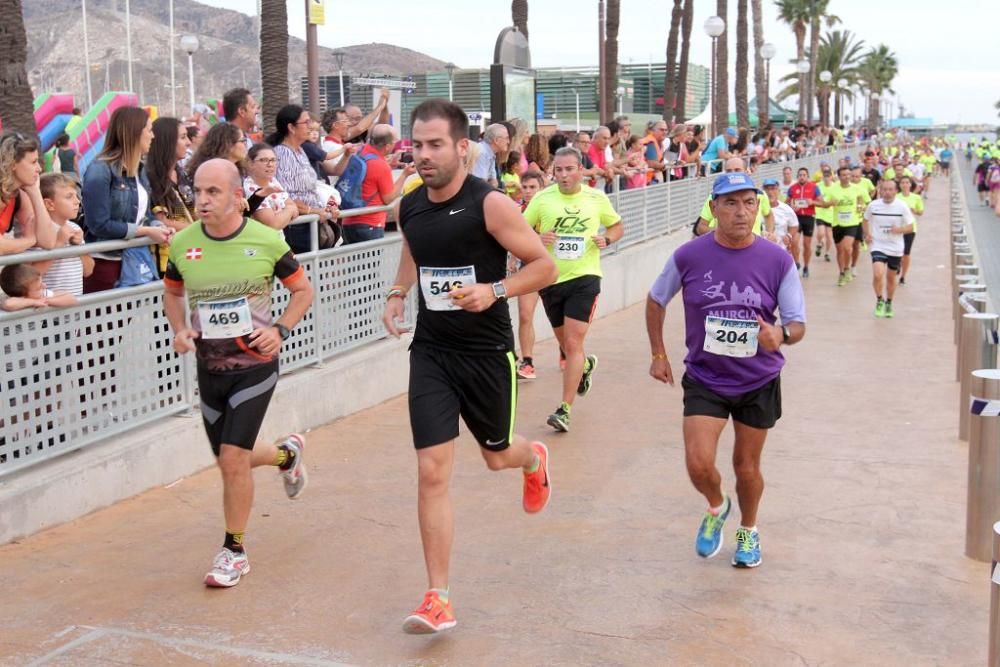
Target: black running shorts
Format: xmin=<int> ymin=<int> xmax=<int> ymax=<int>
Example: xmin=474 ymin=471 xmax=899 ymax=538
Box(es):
xmin=539 ymin=275 xmax=601 ymax=329
xmin=833 ymin=225 xmax=859 ymax=244
xmin=681 ymin=372 xmax=782 ymax=430
xmin=871 ymin=251 xmax=902 ymax=272
xmin=796 ymin=214 xmax=815 ymax=237
xmin=197 ymin=359 xmax=279 ymax=455
xmin=408 ymin=345 xmax=517 ymax=451
xmin=903 ymin=232 xmax=916 ymax=256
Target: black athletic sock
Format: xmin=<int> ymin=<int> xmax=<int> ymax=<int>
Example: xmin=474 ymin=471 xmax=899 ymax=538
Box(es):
xmin=523 ymin=356 xmax=533 ymax=366
xmin=224 ymin=530 xmax=245 ymax=553
xmin=886 ymin=299 xmax=892 ymax=305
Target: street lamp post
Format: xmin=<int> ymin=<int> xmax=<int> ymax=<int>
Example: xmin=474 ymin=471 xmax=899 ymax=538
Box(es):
xmin=851 ymin=86 xmax=859 ymax=128
xmin=81 ymin=0 xmax=93 ymax=108
xmin=445 ymin=62 xmax=457 ymax=102
xmin=576 ymin=89 xmax=581 ymax=133
xmin=795 ymin=59 xmax=810 ymax=125
xmin=125 ymin=0 xmax=134 ymax=92
xmin=332 ymin=50 xmax=346 ymax=107
xmin=180 ymin=35 xmax=200 ymax=115
xmin=704 ymin=16 xmax=726 ymax=138
xmin=616 ymin=86 xmax=625 ymax=116
xmin=761 ymin=42 xmax=776 ymax=126
xmin=837 ymin=77 xmax=848 ymax=127
xmin=819 ymin=70 xmax=832 ymax=126
xmin=169 ymin=0 xmax=176 ymax=115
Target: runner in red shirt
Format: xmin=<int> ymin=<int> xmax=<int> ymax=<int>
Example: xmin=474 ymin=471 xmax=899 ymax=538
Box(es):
xmin=786 ymin=167 xmax=823 ymax=278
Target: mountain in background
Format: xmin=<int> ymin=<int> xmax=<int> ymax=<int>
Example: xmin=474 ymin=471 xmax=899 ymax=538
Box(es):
xmin=23 ymin=0 xmax=447 ymax=114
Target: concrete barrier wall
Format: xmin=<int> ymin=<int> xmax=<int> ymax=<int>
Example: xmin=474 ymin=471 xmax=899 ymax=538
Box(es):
xmin=0 ymin=229 xmax=687 ymax=544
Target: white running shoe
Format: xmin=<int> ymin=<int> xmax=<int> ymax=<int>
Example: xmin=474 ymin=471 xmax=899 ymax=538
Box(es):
xmin=280 ymin=433 xmax=308 ymax=499
xmin=204 ymin=548 xmax=250 ymax=588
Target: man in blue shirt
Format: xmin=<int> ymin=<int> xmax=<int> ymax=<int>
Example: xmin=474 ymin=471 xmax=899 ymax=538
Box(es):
xmin=472 ymin=123 xmax=509 ymax=188
xmin=702 ymin=127 xmax=738 ymax=173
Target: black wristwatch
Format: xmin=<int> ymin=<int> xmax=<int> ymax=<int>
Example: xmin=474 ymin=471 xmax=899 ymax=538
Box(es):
xmin=781 ymin=325 xmax=791 ymax=344
xmin=276 ymin=323 xmax=291 ymax=341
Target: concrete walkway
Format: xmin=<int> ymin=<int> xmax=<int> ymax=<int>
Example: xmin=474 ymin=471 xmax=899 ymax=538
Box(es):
xmin=0 ymin=179 xmax=988 ymax=666
xmin=957 ymin=157 xmax=1000 ymax=305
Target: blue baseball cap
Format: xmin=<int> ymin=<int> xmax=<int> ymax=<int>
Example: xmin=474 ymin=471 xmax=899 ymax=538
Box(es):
xmin=712 ymin=172 xmax=761 ymax=198
xmin=762 ymin=178 xmax=780 ymax=187
xmin=724 ymin=127 xmax=738 ymax=138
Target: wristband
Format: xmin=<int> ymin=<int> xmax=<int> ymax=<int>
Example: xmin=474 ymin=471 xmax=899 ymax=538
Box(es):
xmin=386 ymin=285 xmax=407 ymax=301
xmin=652 ymin=353 xmax=667 ymax=361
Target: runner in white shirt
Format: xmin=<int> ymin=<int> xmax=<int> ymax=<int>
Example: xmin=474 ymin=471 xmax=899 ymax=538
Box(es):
xmin=861 ymin=178 xmax=915 ymax=319
xmin=763 ymin=178 xmax=799 ymax=261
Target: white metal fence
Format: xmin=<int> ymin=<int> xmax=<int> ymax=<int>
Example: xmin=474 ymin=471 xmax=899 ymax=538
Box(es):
xmin=0 ymin=146 xmax=861 ymax=476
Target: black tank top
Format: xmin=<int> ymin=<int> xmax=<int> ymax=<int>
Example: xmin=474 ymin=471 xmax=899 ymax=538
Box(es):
xmin=399 ymin=175 xmax=513 ymax=354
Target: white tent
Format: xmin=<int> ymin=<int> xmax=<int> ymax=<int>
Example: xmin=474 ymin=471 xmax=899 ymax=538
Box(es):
xmin=685 ymin=99 xmax=712 ymax=126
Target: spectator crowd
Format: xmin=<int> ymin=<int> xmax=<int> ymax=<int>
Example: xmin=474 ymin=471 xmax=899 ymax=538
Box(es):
xmin=0 ymin=85 xmax=867 ymax=312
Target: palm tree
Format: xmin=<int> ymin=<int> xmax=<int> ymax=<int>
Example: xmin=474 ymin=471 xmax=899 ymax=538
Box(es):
xmin=813 ymin=30 xmax=865 ymax=126
xmin=603 ymin=0 xmax=620 ymax=123
xmin=0 ymin=0 xmax=35 ymax=134
xmin=752 ymin=0 xmax=767 ymax=126
xmin=735 ymin=0 xmax=749 ymax=128
xmin=714 ymin=0 xmax=729 ymax=133
xmin=857 ymin=44 xmax=898 ymax=128
xmin=775 ymin=0 xmax=809 ymax=124
xmin=774 ymin=29 xmax=865 ymax=121
xmin=675 ymin=0 xmax=695 ymax=122
xmin=512 ymin=0 xmax=529 ymax=39
xmin=260 ymin=0 xmax=289 ymax=133
xmin=806 ymin=0 xmax=839 ymax=124
xmin=663 ymin=0 xmax=684 ymax=123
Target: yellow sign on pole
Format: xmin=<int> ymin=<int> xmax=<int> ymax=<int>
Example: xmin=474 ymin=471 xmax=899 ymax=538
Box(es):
xmin=308 ymin=0 xmax=325 ymax=26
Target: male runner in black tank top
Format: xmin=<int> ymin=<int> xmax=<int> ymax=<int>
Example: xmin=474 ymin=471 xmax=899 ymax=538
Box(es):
xmin=383 ymin=99 xmax=558 ymax=635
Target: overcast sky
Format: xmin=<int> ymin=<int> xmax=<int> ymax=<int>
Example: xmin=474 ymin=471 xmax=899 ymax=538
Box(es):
xmin=198 ymin=0 xmax=997 ymax=125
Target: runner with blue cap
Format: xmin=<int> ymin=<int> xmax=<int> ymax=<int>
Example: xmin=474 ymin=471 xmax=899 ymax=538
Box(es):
xmin=645 ymin=171 xmax=806 ymax=569
xmin=762 ymin=178 xmax=799 ymax=258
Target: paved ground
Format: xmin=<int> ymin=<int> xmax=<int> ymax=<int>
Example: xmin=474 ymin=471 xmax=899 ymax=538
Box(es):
xmin=0 ymin=178 xmax=989 ymax=666
xmin=957 ymin=157 xmax=1000 ymax=304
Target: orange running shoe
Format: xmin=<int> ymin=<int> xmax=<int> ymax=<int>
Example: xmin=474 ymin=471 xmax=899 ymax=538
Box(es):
xmin=523 ymin=442 xmax=551 ymax=514
xmin=402 ymin=590 xmax=457 ymax=634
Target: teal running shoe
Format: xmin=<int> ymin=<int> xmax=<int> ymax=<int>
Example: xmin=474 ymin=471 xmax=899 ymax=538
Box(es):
xmin=695 ymin=496 xmax=731 ymax=558
xmin=731 ymin=527 xmax=762 ymax=568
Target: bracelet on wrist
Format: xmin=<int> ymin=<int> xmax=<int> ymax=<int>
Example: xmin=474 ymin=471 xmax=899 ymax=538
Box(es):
xmin=386 ymin=287 xmax=406 ymax=301
xmin=652 ymin=353 xmax=667 ymax=361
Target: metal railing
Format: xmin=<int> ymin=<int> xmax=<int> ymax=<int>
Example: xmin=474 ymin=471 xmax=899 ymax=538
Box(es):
xmin=0 ymin=146 xmax=860 ymax=476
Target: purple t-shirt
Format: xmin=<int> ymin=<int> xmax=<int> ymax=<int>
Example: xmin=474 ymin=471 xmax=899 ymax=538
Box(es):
xmin=649 ymin=233 xmax=806 ymax=395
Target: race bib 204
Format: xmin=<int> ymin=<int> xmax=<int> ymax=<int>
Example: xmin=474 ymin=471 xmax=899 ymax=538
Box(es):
xmin=703 ymin=316 xmax=760 ymax=358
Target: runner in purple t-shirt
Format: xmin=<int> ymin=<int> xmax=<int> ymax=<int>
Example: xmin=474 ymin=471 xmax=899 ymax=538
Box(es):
xmin=645 ymin=172 xmax=806 ymax=569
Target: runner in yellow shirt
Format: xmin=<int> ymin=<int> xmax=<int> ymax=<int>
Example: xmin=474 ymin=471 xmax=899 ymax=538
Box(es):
xmin=524 ymin=146 xmax=624 ymax=433
xmin=818 ymin=166 xmax=866 ymax=286
xmin=849 ymin=165 xmax=875 ymax=277
xmin=896 ymin=175 xmax=924 ymax=285
xmin=812 ymin=168 xmax=837 ymax=264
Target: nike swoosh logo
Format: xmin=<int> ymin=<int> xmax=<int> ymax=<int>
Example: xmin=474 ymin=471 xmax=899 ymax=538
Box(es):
xmin=485 ymin=438 xmax=505 ymax=446
xmin=449 ymin=209 xmax=465 ymax=215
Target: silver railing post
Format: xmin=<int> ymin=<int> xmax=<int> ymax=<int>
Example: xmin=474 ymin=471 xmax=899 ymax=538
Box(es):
xmin=966 ymin=369 xmax=1000 ymax=561
xmin=990 ymin=521 xmax=1000 ymax=664
xmin=959 ymin=312 xmax=999 ymax=441
xmin=954 ymin=273 xmax=983 ymax=344
xmin=956 ymin=283 xmax=988 ymax=354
